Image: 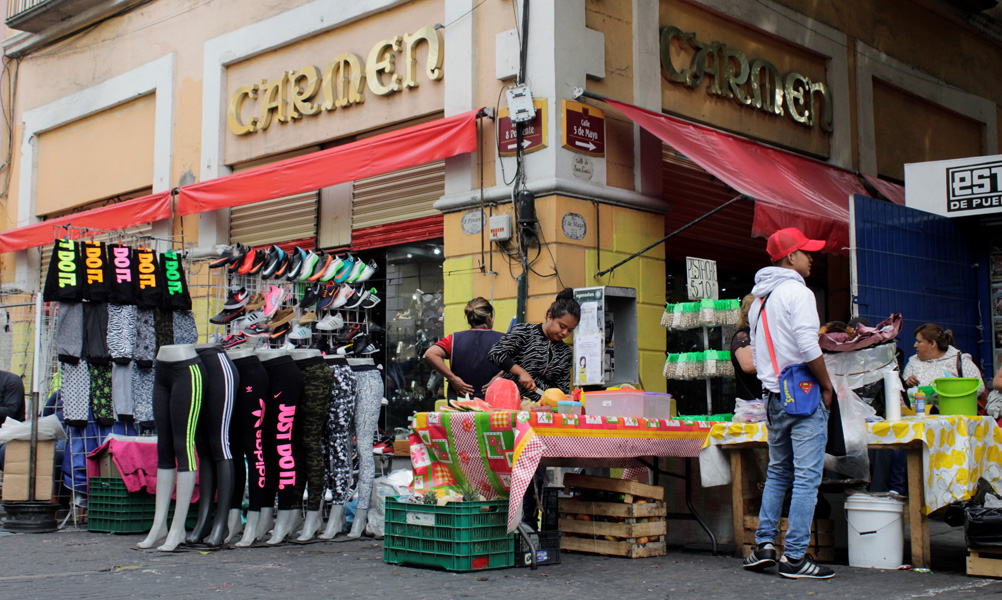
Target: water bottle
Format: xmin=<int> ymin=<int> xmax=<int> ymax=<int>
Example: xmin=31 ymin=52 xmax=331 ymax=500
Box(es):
xmin=914 ymin=389 xmax=926 ymax=417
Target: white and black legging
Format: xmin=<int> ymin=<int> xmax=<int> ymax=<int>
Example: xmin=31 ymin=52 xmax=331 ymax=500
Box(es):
xmin=351 ymin=365 xmax=383 ymax=512
xmin=152 ymin=356 xmax=204 ymax=472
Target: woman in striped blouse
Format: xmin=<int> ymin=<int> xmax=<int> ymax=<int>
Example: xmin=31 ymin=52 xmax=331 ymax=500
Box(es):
xmin=488 ymin=288 xmax=580 ymax=399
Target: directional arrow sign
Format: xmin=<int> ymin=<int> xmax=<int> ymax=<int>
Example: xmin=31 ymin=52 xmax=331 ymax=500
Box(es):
xmin=498 ymin=99 xmax=547 ymax=157
xmin=562 ymin=99 xmax=605 ymax=157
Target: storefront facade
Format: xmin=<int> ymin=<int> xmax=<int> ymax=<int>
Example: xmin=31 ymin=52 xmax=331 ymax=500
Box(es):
xmin=1 ymin=0 xmax=1001 ymax=418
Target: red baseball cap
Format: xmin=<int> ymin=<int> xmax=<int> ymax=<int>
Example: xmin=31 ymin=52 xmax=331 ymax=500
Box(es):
xmin=767 ymin=227 xmax=826 ymax=262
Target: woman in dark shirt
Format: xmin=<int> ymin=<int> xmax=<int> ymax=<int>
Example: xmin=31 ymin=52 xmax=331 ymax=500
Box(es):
xmin=488 ymin=288 xmax=580 ymax=398
xmin=730 ymin=294 xmax=762 ymax=401
xmin=425 ymin=297 xmax=504 ymax=398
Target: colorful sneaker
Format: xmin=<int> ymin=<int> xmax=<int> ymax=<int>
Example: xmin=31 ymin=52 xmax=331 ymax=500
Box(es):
xmin=330 ymin=284 xmax=355 ymax=309
xmin=288 ymin=324 xmax=313 ymax=340
xmin=319 ymin=254 xmax=345 ymax=282
xmin=316 ymin=313 xmax=345 ymax=331
xmin=359 ymin=342 xmax=380 ymax=355
xmin=331 ymin=255 xmax=355 ymax=283
xmin=225 ymin=243 xmax=249 ymax=273
xmin=209 ymin=245 xmax=242 ymax=269
xmin=222 ymin=333 xmax=248 ymax=349
xmin=263 ymin=285 xmax=285 ymax=317
xmin=270 ymin=322 xmax=292 ymax=339
xmin=346 ymin=257 xmax=367 ymax=282
xmin=360 ymin=288 xmax=381 ymax=309
xmin=260 ymin=246 xmax=287 ymax=278
xmin=245 ymin=292 xmax=266 ymax=311
xmin=246 ymin=249 xmax=268 ymax=276
xmin=344 ymin=286 xmax=370 ymax=309
xmin=236 ymin=247 xmax=258 ymax=275
xmin=245 ymin=322 xmax=271 ymax=337
xmin=239 ymin=310 xmax=267 ymax=333
xmin=355 ymin=259 xmax=378 ymax=283
xmin=742 ymin=542 xmax=777 ymax=572
xmin=299 ymin=311 xmax=318 ymax=325
xmin=268 ymin=307 xmax=296 ymax=330
xmin=285 ymin=248 xmax=305 ymax=280
xmin=316 ymin=282 xmax=339 ymax=310
xmin=223 ymin=287 xmax=249 ymax=310
xmin=308 ymin=251 xmax=333 ymax=282
xmin=210 ymin=306 xmax=245 ymax=325
xmin=297 ymin=250 xmax=319 ymax=282
xmin=778 ymin=554 xmax=834 ymax=580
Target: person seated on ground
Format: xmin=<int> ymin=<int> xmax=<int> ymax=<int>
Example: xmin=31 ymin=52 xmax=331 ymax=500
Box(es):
xmin=730 ymin=294 xmax=762 ymax=404
xmin=0 ymin=369 xmax=26 ymax=469
xmin=903 ymin=323 xmax=985 ymax=403
xmin=424 ymin=297 xmax=504 ymax=399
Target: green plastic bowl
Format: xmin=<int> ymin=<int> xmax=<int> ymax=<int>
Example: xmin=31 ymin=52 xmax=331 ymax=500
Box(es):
xmin=931 ymin=378 xmax=980 ymax=416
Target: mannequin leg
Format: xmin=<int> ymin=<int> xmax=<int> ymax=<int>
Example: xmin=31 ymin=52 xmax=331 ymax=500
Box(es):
xmin=267 ymin=509 xmax=301 ymax=544
xmin=320 ymin=504 xmax=346 ymax=539
xmin=138 ymin=468 xmax=175 ymax=548
xmin=348 ymin=507 xmax=368 ymax=539
xmin=205 ymin=459 xmax=234 ymax=546
xmin=186 ymin=442 xmax=215 ymax=544
xmin=235 ymin=511 xmax=260 ymax=547
xmin=256 ymin=506 xmax=275 ymax=540
xmin=225 ymin=507 xmax=244 ymax=544
xmin=159 ymin=471 xmax=197 ymax=551
xmin=298 ymin=510 xmax=323 ymax=541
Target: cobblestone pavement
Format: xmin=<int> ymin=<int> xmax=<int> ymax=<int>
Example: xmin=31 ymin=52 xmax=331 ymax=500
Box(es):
xmin=0 ymin=526 xmax=1001 ymax=600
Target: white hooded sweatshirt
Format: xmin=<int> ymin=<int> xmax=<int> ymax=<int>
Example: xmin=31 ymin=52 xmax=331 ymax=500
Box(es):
xmin=748 ymin=266 xmax=822 ymax=394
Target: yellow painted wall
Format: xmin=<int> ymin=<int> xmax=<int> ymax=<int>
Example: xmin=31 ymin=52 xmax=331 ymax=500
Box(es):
xmin=443 ymin=196 xmax=667 ymax=392
xmin=36 ymin=94 xmax=156 ymax=215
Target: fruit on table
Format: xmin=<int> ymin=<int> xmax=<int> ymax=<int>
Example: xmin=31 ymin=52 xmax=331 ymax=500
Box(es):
xmin=540 ymin=388 xmax=566 ymax=407
xmin=485 ymin=378 xmax=521 ymax=410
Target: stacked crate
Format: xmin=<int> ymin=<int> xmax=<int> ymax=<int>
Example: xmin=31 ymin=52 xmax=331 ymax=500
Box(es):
xmin=558 ymin=474 xmax=667 ymax=558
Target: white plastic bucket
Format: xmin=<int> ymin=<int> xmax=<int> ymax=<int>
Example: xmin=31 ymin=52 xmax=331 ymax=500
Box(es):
xmin=845 ymin=493 xmax=905 ymax=568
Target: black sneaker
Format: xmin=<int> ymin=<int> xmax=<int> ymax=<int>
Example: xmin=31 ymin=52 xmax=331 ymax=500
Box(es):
xmin=210 ymin=306 xmax=245 ymax=325
xmin=742 ymin=542 xmax=777 ymax=572
xmin=778 ymin=554 xmax=835 ymax=579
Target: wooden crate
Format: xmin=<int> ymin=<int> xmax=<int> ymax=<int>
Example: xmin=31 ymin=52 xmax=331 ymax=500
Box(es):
xmin=742 ymin=516 xmax=835 ymax=563
xmin=968 ymin=547 xmax=1002 ymax=579
xmin=559 ymin=475 xmax=666 ymax=558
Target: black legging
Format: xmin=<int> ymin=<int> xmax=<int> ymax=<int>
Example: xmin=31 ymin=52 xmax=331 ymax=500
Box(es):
xmin=152 ymin=356 xmax=204 ymax=472
xmin=232 ymin=355 xmax=270 ymax=511
xmin=194 ymin=347 xmax=237 ymax=461
xmin=295 ymin=357 xmax=334 ymax=511
xmin=261 ymin=355 xmax=303 ymax=511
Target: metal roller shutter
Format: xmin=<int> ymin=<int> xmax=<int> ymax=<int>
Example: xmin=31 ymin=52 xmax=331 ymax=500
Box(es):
xmin=229 ymin=191 xmax=318 ymax=248
xmin=352 ymin=160 xmax=444 ymax=230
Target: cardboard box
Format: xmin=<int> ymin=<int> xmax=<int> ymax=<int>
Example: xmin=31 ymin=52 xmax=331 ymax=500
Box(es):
xmin=392 ymin=440 xmax=411 ymax=457
xmin=1 ymin=439 xmax=56 ymax=502
xmin=95 ymin=451 xmax=120 ymax=478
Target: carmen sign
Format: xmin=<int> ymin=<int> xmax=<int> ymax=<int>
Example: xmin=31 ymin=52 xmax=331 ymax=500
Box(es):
xmin=659 ymin=26 xmax=832 ymax=133
xmin=228 ymin=25 xmax=443 ymax=136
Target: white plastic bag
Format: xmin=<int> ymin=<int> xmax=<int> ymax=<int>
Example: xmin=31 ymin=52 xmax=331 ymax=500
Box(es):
xmin=0 ymin=415 xmax=66 ymax=444
xmin=365 ymin=468 xmax=413 ymax=537
xmin=733 ymin=398 xmax=766 ymax=423
xmin=823 ymin=385 xmax=874 ymax=481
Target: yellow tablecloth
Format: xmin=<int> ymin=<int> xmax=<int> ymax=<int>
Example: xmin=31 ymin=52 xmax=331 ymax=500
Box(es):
xmin=703 ymin=415 xmax=1002 ymax=514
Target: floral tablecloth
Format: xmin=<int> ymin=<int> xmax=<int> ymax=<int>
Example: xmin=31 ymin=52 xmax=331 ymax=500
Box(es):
xmin=701 ymin=415 xmax=1002 ymax=514
xmin=410 ymin=411 xmax=716 ymax=532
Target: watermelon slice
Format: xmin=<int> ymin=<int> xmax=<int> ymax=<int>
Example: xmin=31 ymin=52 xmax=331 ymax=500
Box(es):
xmin=485 ymin=378 xmax=521 ymax=410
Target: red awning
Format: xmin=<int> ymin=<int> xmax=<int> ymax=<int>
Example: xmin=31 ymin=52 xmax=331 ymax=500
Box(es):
xmin=177 ymin=109 xmax=481 ymax=217
xmin=606 ymin=98 xmax=869 ymax=255
xmin=0 ymin=191 xmax=173 ymax=253
xmin=863 ymin=174 xmax=905 ymax=206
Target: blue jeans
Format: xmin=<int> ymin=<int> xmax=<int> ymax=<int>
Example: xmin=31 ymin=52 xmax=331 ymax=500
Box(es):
xmin=755 ymin=392 xmax=829 ymax=559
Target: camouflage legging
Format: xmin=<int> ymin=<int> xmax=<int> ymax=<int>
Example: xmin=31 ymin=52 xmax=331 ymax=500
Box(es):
xmin=324 ymin=363 xmax=357 ymax=504
xmin=296 ymin=357 xmax=334 ymax=511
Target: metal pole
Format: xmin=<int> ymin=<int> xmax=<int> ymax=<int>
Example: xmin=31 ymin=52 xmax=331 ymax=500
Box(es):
xmin=28 ymin=292 xmax=42 ymax=502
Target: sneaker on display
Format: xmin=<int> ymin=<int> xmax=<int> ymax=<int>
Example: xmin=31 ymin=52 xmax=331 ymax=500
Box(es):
xmin=297 ymin=251 xmax=320 ymax=282
xmin=316 ymin=282 xmax=338 ymax=310
xmin=270 ymin=322 xmax=293 ymax=339
xmin=300 ymin=284 xmax=321 ymax=309
xmin=260 ymin=245 xmax=286 ymax=278
xmin=316 ymin=313 xmax=345 ymax=331
xmin=288 ymin=324 xmax=313 ymax=340
xmin=244 ymin=292 xmax=266 ymax=311
xmin=280 ymin=341 xmax=295 ymax=351
xmin=319 ymin=254 xmax=345 ymax=282
xmin=247 ymin=249 xmax=268 ymax=276
xmin=355 ymin=259 xmax=379 ymax=283
xmin=777 ymin=554 xmax=835 ymax=579
xmin=344 ymin=287 xmax=370 ymax=309
xmin=223 ymin=287 xmax=249 ymax=310
xmin=245 ymin=322 xmax=271 ymax=337
xmin=208 ymin=332 xmax=224 ymax=344
xmin=331 ymin=255 xmax=355 ymax=283
xmin=360 ymin=289 xmax=381 ymax=309
xmin=330 ymin=284 xmax=355 ymax=309
xmin=263 ymin=285 xmax=285 ymax=317
xmin=299 ymin=311 xmax=318 ymax=325
xmin=285 ymin=248 xmax=306 ymax=280
xmin=308 ymin=251 xmax=333 ymax=282
xmin=225 ymin=244 xmax=250 ymax=273
xmin=210 ymin=306 xmax=246 ymax=325
xmin=222 ymin=333 xmax=248 ymax=349
xmin=359 ymin=343 xmax=379 ymax=355
xmin=240 ymin=311 xmax=267 ymax=332
xmin=346 ymin=257 xmax=367 ymax=282
xmin=209 ymin=245 xmax=242 ymax=269
xmin=268 ymin=307 xmax=295 ymax=329
xmin=236 ymin=248 xmax=259 ymax=275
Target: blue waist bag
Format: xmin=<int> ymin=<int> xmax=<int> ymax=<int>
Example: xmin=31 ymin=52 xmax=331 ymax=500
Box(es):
xmin=779 ymin=363 xmax=821 ymax=416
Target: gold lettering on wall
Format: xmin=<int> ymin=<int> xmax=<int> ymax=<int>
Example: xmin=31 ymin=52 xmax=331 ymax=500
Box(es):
xmin=660 ymin=25 xmax=833 ymax=132
xmin=228 ymin=26 xmax=443 ymax=136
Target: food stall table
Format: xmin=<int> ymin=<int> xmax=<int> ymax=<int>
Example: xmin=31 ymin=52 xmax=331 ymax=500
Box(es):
xmin=701 ymin=415 xmax=1002 ymax=568
xmin=409 ymin=411 xmax=717 ymax=542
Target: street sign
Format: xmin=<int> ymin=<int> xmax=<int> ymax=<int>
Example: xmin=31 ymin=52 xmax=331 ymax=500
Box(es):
xmin=686 ymin=256 xmax=718 ymax=300
xmin=498 ymin=98 xmax=547 ymax=156
xmin=561 ymin=99 xmax=605 ymax=156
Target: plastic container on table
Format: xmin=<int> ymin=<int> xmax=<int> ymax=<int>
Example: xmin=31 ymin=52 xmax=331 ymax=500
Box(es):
xmin=931 ymin=377 xmax=980 ymax=416
xmin=643 ymin=392 xmax=674 ymax=420
xmin=556 ymin=400 xmax=583 ymax=415
xmin=583 ymin=390 xmax=646 ymax=418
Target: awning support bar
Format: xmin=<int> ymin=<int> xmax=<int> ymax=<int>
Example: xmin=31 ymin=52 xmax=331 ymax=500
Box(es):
xmin=594 ymin=195 xmax=748 ymax=278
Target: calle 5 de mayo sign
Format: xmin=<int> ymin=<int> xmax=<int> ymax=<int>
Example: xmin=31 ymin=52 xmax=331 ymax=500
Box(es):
xmin=660 ymin=26 xmax=833 ymax=133
xmin=228 ymin=25 xmax=443 ymax=136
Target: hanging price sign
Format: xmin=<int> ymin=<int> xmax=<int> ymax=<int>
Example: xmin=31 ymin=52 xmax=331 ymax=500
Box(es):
xmin=686 ymin=256 xmax=718 ymax=300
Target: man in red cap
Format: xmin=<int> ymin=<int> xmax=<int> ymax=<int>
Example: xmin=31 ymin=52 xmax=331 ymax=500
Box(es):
xmin=742 ymin=227 xmax=836 ymax=579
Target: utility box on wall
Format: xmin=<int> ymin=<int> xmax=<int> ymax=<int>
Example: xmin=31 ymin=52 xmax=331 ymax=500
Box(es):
xmin=572 ymin=286 xmax=638 ymax=388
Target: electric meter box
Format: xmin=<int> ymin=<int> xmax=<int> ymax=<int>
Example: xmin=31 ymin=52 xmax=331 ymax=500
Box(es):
xmin=489 ymin=214 xmax=512 ymax=242
xmin=572 ymin=286 xmax=638 ymax=388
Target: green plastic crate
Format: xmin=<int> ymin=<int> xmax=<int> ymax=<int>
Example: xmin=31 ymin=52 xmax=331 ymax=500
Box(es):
xmin=383 ymin=497 xmax=514 ymax=571
xmin=88 ymin=477 xmax=199 ymax=534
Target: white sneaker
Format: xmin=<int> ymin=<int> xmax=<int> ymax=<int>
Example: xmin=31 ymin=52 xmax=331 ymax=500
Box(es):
xmin=280 ymin=341 xmax=295 ymax=351
xmin=240 ymin=311 xmax=267 ymax=333
xmin=330 ymin=284 xmax=354 ymax=309
xmin=288 ymin=324 xmax=313 ymax=340
xmin=316 ymin=313 xmax=345 ymax=331
xmin=355 ymin=259 xmax=378 ymax=283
